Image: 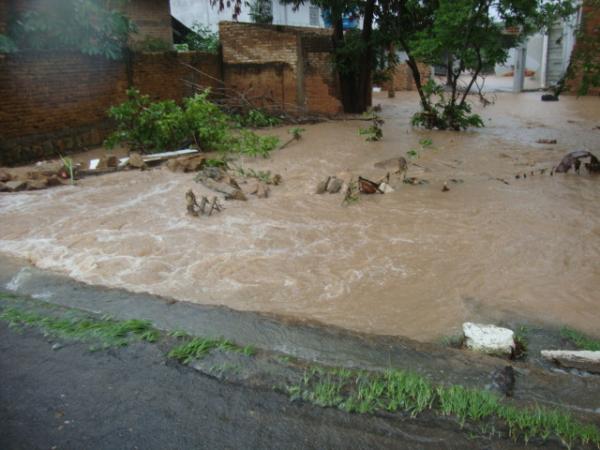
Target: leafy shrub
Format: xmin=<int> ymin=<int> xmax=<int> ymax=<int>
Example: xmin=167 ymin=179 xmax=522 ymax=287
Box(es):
xmin=185 ymin=24 xmax=219 ymax=54
xmin=106 ymin=89 xmax=189 ymax=152
xmin=411 ymin=80 xmax=483 ymax=131
xmin=184 ymin=91 xmax=233 ymax=152
xmin=234 ymin=131 xmax=280 ymax=158
xmin=234 ymin=109 xmax=282 ymax=128
xmin=106 ymin=88 xmax=280 ymax=158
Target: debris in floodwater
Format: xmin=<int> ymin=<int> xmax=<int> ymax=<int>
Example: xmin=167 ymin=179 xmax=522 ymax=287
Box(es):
xmin=186 ymin=189 xmax=222 ymax=217
xmin=358 ymin=176 xmax=383 ymax=194
xmin=315 ymin=176 xmax=330 ymax=194
xmin=536 ymin=139 xmax=557 ymax=144
xmin=403 ymin=177 xmax=429 ymax=185
xmin=442 ymin=183 xmax=450 ymax=192
xmin=195 ymin=168 xmax=247 ymax=201
xmin=555 ymin=150 xmax=600 ymax=174
xmin=326 ymin=177 xmax=343 ymax=194
xmin=541 ymin=94 xmax=559 ymax=102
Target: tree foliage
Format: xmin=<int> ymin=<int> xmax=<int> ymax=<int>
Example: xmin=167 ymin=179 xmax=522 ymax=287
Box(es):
xmin=7 ymin=0 xmax=135 ymax=59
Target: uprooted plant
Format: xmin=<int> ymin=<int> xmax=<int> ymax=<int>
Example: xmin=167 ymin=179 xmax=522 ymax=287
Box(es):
xmin=359 ymin=111 xmax=384 ymax=141
xmin=105 ymin=88 xmax=279 ymax=158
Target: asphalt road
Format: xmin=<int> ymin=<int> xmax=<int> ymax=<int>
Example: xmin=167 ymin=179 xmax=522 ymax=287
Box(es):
xmin=0 ymin=322 xmax=537 ymax=450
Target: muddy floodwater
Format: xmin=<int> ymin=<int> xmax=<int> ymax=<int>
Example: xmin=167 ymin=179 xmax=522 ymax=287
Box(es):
xmin=1 ymin=92 xmax=599 ymax=341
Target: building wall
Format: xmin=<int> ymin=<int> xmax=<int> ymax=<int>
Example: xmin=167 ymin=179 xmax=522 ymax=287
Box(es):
xmin=0 ymin=51 xmax=221 ymax=165
xmin=219 ymin=21 xmax=342 ymax=115
xmin=171 ymin=0 xmax=325 ymax=32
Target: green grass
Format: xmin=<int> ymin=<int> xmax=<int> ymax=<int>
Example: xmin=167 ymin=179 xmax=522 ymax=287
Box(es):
xmin=560 ymin=327 xmax=600 ymax=351
xmin=167 ymin=336 xmax=256 ymax=364
xmin=0 ymin=306 xmax=159 ymax=349
xmin=287 ymin=366 xmax=600 ymax=449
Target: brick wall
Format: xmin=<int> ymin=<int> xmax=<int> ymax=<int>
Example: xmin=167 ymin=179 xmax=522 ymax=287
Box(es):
xmin=124 ymin=0 xmax=174 ymax=47
xmin=381 ymin=62 xmax=431 ymax=92
xmin=131 ymin=51 xmax=222 ymax=101
xmin=220 ymin=22 xmax=343 ymax=115
xmin=0 ymin=50 xmax=221 ymax=165
xmin=566 ymin=1 xmax=600 ymax=95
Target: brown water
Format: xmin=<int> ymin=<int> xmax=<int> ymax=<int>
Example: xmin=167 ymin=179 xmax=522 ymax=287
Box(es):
xmin=1 ymin=92 xmax=599 ymax=341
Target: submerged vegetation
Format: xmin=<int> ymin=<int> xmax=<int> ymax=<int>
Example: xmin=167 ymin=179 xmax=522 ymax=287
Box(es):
xmin=288 ymin=366 xmax=600 ymax=449
xmin=106 ymin=88 xmax=280 ymax=157
xmin=560 ymin=327 xmax=600 ymax=351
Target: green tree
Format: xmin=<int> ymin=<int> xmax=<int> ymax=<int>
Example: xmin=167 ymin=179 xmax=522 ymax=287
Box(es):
xmin=379 ymin=0 xmax=577 ymax=129
xmin=10 ymin=0 xmax=135 ymax=60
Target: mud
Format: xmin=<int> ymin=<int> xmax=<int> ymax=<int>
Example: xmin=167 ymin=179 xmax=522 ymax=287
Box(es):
xmin=0 ymin=92 xmax=599 ymax=341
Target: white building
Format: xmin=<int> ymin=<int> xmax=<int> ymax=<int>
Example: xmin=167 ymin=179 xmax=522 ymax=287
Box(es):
xmin=170 ymin=0 xmax=326 ymax=32
xmin=495 ymin=8 xmax=582 ymax=89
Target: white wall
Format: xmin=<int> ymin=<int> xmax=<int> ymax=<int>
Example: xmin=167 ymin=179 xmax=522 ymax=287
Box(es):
xmin=170 ymin=0 xmax=325 ymax=32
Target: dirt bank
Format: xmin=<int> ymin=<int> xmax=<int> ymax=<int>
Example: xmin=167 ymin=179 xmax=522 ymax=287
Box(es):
xmin=0 ymin=91 xmax=599 ymax=341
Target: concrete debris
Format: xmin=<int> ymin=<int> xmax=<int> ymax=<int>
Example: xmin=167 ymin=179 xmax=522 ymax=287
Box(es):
xmin=378 ymin=182 xmax=394 ymax=193
xmin=463 ymin=322 xmax=515 ymax=356
xmin=541 ymin=350 xmax=600 ymax=374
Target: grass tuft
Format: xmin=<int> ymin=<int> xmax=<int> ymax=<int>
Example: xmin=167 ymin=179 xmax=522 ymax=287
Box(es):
xmin=560 ymin=327 xmax=600 ymax=351
xmin=0 ymin=307 xmax=159 ymax=348
xmin=167 ymin=336 xmax=255 ymax=364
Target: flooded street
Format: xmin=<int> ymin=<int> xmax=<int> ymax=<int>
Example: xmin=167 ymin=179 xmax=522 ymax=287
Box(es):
xmin=1 ymin=91 xmax=599 ymax=341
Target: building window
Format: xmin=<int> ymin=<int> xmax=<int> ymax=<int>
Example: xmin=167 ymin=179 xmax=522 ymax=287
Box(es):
xmin=309 ymin=6 xmax=320 ymax=26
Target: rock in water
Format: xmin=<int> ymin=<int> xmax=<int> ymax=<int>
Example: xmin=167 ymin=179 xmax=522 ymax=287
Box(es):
xmin=326 ymin=177 xmax=343 ymax=194
xmin=541 ymin=350 xmax=600 ymax=374
xmin=167 ymin=155 xmax=206 ymax=173
xmin=4 ymin=180 xmax=28 ymax=192
xmin=127 ymin=152 xmax=146 ymax=169
xmin=463 ymin=322 xmax=515 ymax=356
xmin=316 ymin=177 xmax=330 ymax=194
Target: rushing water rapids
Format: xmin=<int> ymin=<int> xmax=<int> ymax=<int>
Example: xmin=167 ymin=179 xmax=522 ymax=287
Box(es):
xmin=1 ymin=92 xmax=599 ymax=341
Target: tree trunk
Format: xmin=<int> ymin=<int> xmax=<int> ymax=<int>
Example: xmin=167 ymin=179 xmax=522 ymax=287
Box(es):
xmin=332 ymin=15 xmax=359 ymax=113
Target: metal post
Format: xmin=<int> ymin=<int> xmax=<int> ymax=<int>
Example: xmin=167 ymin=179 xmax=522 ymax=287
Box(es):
xmin=513 ymin=44 xmax=527 ymax=93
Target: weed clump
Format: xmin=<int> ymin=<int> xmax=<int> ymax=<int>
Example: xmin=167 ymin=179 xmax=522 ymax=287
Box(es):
xmin=168 ymin=335 xmax=256 ymax=364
